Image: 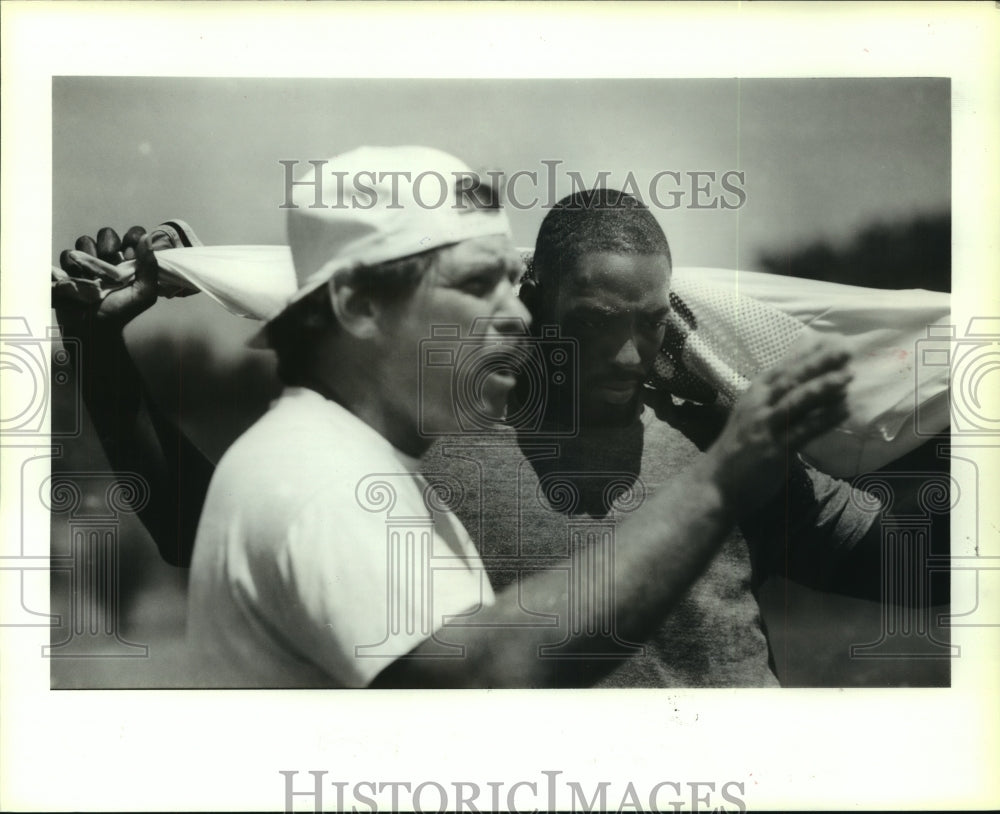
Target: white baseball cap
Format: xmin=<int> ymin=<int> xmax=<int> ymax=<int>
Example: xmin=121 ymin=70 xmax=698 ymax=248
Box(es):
xmin=277 ymin=144 xmax=513 ymax=320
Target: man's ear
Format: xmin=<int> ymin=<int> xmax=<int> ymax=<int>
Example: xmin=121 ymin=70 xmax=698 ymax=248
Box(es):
xmin=327 ymin=268 xmax=379 ymax=339
xmin=518 ymin=277 xmax=543 ymax=322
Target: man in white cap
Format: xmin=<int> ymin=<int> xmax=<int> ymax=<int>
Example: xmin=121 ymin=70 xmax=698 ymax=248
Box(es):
xmin=55 ymin=146 xmax=853 ymax=688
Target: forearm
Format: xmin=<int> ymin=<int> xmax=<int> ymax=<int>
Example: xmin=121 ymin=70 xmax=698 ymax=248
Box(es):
xmin=59 ymin=314 xmax=211 ymax=566
xmin=59 ymin=314 xmax=144 ymax=461
xmin=372 ymin=455 xmax=736 ymax=688
xmin=375 ymin=338 xmax=852 ymax=687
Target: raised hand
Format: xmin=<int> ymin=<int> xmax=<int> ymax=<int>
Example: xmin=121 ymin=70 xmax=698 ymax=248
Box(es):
xmin=51 ymin=222 xmax=213 ymax=567
xmin=707 ymin=338 xmax=853 ymax=513
xmin=52 ymin=226 xmax=160 ymax=331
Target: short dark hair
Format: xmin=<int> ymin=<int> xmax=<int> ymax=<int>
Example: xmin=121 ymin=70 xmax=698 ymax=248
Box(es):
xmin=531 ymin=189 xmax=672 ymax=290
xmin=266 ymin=248 xmax=439 ymax=385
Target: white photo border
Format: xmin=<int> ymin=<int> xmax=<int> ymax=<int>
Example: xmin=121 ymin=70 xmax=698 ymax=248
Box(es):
xmin=2 ymin=2 xmax=998 ymax=811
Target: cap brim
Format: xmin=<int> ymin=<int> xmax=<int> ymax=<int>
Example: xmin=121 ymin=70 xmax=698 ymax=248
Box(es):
xmin=246 ymin=323 xmax=271 ymax=350
xmin=244 ymin=275 xmax=330 ymax=350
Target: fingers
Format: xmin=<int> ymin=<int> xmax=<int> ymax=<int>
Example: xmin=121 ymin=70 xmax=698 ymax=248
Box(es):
xmin=121 ymin=226 xmax=147 ymax=260
xmin=775 ymin=368 xmax=853 ymax=425
xmin=785 ymin=400 xmax=851 ymax=449
xmin=131 ymin=234 xmax=160 ymax=303
xmin=88 ymin=235 xmax=159 ymax=325
xmin=51 ymin=267 xmax=103 ymax=305
xmin=771 ymin=367 xmax=852 ymax=451
xmin=74 ymin=235 xmax=98 ymax=256
xmin=63 ymin=223 xmax=145 ymax=281
xmin=55 ymin=223 xmax=159 ymax=325
xmin=60 ymin=248 xmax=130 ymax=283
xmin=96 ymin=227 xmax=123 ymax=265
xmin=59 ymin=249 xmax=82 ymax=274
xmin=61 ymin=248 xmax=102 ymax=280
xmin=765 ymin=343 xmax=851 ymax=406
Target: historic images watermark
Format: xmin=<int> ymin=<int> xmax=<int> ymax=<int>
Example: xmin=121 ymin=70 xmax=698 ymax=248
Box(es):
xmin=914 ymin=318 xmax=1000 ymax=439
xmin=1 ymin=316 xmax=149 ymax=657
xmin=352 ymin=465 xmax=647 ymax=661
xmin=417 ymin=318 xmax=578 ymax=437
xmin=0 ymin=316 xmax=80 ymax=439
xmin=355 ymin=319 xmax=647 ymax=659
xmin=843 ymin=317 xmax=1000 ymax=658
xmin=364 ymin=312 xmax=1000 ymax=667
xmin=914 ymin=320 xmax=1000 ymax=634
xmin=279 ymin=159 xmax=748 ymax=212
xmin=280 ymin=769 xmax=747 ymax=813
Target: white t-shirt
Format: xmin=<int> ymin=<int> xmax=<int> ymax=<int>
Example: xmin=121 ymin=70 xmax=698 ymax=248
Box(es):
xmin=186 ymin=387 xmax=494 ymax=687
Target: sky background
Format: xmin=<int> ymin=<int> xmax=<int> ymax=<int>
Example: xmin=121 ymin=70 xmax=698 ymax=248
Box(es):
xmin=52 ymin=77 xmax=951 ymax=354
xmin=48 ymin=76 xmax=953 ymax=444
xmin=54 ymin=77 xmax=949 ymax=267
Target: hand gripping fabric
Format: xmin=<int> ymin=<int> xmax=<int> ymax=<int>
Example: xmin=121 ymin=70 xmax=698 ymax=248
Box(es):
xmin=107 ymin=243 xmax=951 ymax=476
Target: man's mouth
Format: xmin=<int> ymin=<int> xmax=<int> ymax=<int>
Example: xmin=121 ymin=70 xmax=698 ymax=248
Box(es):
xmin=594 ymin=378 xmax=641 ymax=404
xmin=477 ymin=364 xmax=520 ymax=409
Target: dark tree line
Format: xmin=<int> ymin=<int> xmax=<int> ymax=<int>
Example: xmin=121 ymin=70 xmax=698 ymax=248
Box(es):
xmin=758 ymin=212 xmax=950 ymax=292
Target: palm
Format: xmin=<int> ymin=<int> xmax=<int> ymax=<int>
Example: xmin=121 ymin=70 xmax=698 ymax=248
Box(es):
xmin=52 ymin=226 xmax=159 ymax=330
xmin=99 ymin=283 xmax=154 ymax=324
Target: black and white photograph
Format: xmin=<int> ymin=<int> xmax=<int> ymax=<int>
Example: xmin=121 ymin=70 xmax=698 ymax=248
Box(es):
xmin=47 ymin=74 xmax=956 ymax=692
xmin=2 ymin=2 xmax=998 ymax=812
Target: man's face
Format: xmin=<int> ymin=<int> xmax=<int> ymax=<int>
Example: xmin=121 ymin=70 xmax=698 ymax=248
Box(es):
xmin=376 ymin=235 xmax=531 ymax=448
xmin=548 ymin=252 xmax=671 ymax=425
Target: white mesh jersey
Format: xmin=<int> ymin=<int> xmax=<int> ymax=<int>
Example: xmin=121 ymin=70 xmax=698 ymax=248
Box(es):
xmin=103 ymin=241 xmax=950 ymax=476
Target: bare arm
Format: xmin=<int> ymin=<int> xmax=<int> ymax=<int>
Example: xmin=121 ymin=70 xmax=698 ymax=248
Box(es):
xmin=373 ymin=343 xmax=853 ymax=688
xmin=53 ymin=227 xmax=214 ymax=567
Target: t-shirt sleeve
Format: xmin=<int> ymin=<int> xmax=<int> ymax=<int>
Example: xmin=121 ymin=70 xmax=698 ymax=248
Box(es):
xmin=743 ymin=459 xmax=882 ymax=588
xmin=247 ymin=490 xmax=494 ymax=688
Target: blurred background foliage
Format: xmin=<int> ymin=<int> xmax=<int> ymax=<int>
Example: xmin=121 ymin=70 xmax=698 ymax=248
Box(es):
xmin=759 ymin=212 xmax=950 ymax=292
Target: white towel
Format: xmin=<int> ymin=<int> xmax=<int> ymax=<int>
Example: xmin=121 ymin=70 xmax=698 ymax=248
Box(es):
xmin=107 ymin=244 xmax=951 ymax=476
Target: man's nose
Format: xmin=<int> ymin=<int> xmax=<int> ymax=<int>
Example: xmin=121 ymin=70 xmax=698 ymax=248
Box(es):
xmin=612 ymin=335 xmax=643 ymax=369
xmin=493 ymin=283 xmax=533 ymax=334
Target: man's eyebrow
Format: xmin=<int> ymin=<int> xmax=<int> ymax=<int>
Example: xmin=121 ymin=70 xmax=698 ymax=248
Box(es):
xmin=479 ymin=258 xmax=519 ymax=276
xmin=644 ymin=304 xmax=672 ymax=316
xmin=565 ymin=303 xmax=672 ymax=319
xmin=565 ymin=304 xmax=621 ymax=317
xmin=450 ymin=257 xmax=522 ymax=284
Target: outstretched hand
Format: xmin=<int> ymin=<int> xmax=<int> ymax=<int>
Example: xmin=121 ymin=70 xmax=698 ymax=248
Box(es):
xmin=708 ymin=338 xmax=853 ymax=513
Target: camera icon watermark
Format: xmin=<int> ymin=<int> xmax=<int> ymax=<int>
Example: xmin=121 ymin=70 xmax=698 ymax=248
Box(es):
xmin=0 ymin=316 xmax=81 ymax=438
xmin=353 ymin=471 xmax=481 ymax=660
xmin=848 ymin=470 xmax=956 ymax=660
xmin=418 ymin=318 xmax=578 ymax=437
xmin=352 ymin=462 xmax=648 ymax=663
xmin=915 ymin=317 xmax=1000 ymax=440
xmin=43 ymin=471 xmax=150 ymax=658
